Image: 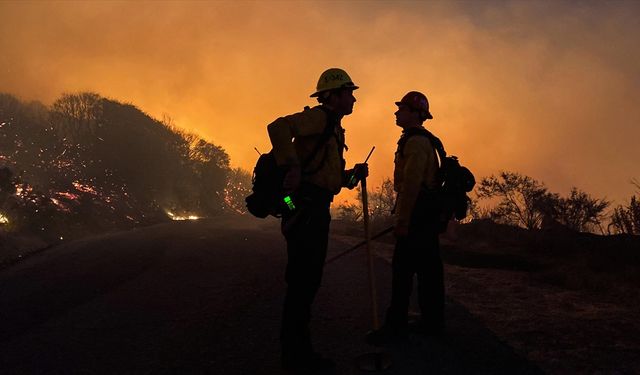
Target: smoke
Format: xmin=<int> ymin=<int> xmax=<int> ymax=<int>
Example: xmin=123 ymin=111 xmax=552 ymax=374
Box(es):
xmin=1 ymin=0 xmax=639 ymax=204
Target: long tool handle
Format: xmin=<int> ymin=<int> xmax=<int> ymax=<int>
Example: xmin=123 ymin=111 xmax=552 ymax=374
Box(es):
xmin=363 ymin=146 xmax=375 ymax=163
xmin=348 ymin=146 xmax=375 ymax=186
xmin=361 ymin=177 xmax=380 ymax=330
xmin=324 ymin=226 xmax=393 ymax=265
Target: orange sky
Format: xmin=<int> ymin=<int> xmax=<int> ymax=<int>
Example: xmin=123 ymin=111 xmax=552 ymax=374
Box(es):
xmin=1 ymin=0 xmax=639 ymax=207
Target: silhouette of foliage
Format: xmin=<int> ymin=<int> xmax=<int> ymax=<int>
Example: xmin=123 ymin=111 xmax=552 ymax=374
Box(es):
xmin=554 ymin=188 xmax=609 ymax=233
xmin=477 ymin=172 xmax=610 ymax=232
xmin=335 ymin=178 xmax=396 ymax=234
xmin=610 ymin=196 xmax=640 ymax=235
xmin=337 ymin=199 xmax=362 ymax=223
xmin=0 ymin=92 xmax=233 ymax=240
xmin=223 ymin=167 xmax=252 ymax=214
xmin=477 ymin=172 xmax=552 ymax=229
xmin=610 ymin=181 xmax=640 ymax=235
xmin=369 ymin=178 xmax=395 ymax=222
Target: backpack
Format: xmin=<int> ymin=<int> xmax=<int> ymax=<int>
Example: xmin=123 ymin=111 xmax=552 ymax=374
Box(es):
xmin=398 ymin=127 xmax=475 ymax=224
xmin=245 ymin=107 xmax=336 ymax=218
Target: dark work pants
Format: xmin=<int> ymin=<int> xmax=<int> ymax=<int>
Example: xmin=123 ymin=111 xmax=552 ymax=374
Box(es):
xmin=385 ymin=203 xmax=444 ymax=330
xmin=280 ymin=198 xmax=331 ymax=358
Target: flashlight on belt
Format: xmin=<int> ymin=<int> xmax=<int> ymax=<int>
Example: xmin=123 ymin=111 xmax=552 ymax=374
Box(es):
xmin=283 ymin=195 xmax=296 ymax=211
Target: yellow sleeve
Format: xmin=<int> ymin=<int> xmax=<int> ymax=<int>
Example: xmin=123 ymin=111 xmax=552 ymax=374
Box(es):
xmin=266 ymin=107 xmax=327 ymax=167
xmin=395 ymin=137 xmax=433 ymax=229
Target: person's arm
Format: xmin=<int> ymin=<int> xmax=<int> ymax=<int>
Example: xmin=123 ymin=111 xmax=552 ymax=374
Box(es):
xmin=266 ymin=107 xmax=327 ymax=192
xmin=267 ymin=107 xmax=326 ymax=167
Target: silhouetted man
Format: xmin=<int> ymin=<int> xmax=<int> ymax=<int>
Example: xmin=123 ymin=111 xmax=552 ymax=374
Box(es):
xmin=267 ymin=68 xmax=367 ymax=371
xmin=367 ymin=91 xmax=445 ymax=345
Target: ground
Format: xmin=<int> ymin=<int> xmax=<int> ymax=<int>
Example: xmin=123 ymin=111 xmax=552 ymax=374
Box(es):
xmin=1 ymin=215 xmax=638 ymax=374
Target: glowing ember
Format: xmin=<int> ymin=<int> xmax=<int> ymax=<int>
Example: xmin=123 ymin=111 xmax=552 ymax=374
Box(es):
xmin=0 ymin=213 xmax=9 ymax=224
xmin=56 ymin=191 xmax=80 ymax=201
xmin=15 ymin=184 xmax=33 ymax=198
xmin=50 ymin=197 xmax=71 ymax=212
xmin=166 ymin=211 xmax=201 ymax=221
xmin=72 ymin=181 xmax=98 ymax=195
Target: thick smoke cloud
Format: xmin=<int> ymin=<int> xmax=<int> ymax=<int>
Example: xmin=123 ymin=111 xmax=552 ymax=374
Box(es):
xmin=1 ymin=0 xmax=639 ymax=204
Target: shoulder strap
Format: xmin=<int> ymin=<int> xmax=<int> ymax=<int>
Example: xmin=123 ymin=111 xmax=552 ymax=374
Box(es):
xmin=398 ymin=127 xmax=446 ymax=164
xmin=301 ymin=106 xmax=339 ymax=174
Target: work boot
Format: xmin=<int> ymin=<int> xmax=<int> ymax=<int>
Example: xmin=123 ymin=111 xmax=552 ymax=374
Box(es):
xmin=282 ymin=351 xmax=336 ymax=373
xmin=365 ymin=325 xmax=407 ymax=346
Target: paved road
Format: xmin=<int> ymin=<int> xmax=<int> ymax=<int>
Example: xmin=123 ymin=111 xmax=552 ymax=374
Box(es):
xmin=0 ymin=216 xmax=541 ymax=374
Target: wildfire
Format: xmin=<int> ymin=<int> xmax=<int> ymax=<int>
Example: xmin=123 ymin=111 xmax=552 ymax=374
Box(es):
xmin=166 ymin=211 xmax=201 ymax=221
xmin=50 ymin=197 xmax=71 ymax=212
xmin=72 ymin=181 xmax=98 ymax=195
xmin=15 ymin=184 xmax=33 ymax=197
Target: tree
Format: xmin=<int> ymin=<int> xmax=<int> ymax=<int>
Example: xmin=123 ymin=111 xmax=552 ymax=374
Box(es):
xmin=1 ymin=91 xmax=235 ymax=239
xmin=223 ymin=167 xmax=252 ymax=214
xmin=476 ymin=171 xmax=551 ymax=229
xmin=335 ymin=178 xmax=396 ymax=234
xmin=610 ymin=197 xmax=640 ymax=235
xmin=610 ymin=179 xmax=640 ymax=235
xmin=190 ymin=139 xmax=230 ymax=215
xmin=368 ymin=178 xmax=395 ymax=223
xmin=50 ymin=92 xmax=102 ymax=143
xmin=367 ymin=178 xmax=396 ymax=231
xmin=554 ymin=188 xmax=609 ymax=233
xmin=477 ymin=172 xmax=610 ymax=233
xmin=337 ymin=199 xmax=362 ymax=223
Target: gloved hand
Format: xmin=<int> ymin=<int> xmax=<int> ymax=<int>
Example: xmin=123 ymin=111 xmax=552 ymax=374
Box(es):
xmin=345 ymin=163 xmax=369 ymax=189
xmin=353 ymin=163 xmax=369 ymax=180
xmin=282 ymin=165 xmax=301 ymax=193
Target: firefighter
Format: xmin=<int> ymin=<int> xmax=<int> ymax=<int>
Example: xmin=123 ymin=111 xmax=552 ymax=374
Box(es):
xmin=367 ymin=91 xmax=445 ymax=345
xmin=267 ymin=68 xmax=368 ymax=371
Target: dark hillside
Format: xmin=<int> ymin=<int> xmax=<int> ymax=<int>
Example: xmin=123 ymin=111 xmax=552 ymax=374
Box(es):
xmin=451 ymin=220 xmax=640 ymax=294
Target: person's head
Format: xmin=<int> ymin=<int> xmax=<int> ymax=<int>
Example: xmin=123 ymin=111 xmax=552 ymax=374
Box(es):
xmin=311 ymin=68 xmax=359 ymax=116
xmin=394 ymin=91 xmax=432 ymax=129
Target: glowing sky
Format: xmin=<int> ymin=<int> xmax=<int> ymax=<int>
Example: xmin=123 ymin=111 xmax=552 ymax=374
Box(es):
xmin=1 ymin=0 xmax=639 ymax=206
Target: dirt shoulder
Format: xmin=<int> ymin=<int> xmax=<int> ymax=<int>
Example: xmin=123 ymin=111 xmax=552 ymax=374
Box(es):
xmin=368 ymin=220 xmax=640 ymax=374
xmin=444 ymin=264 xmax=640 ymax=374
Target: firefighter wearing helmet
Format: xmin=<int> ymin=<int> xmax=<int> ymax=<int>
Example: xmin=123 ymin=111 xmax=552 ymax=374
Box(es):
xmin=367 ymin=90 xmax=445 ymax=345
xmin=267 ymin=68 xmax=367 ymax=371
xmin=310 ymin=68 xmax=359 ymax=98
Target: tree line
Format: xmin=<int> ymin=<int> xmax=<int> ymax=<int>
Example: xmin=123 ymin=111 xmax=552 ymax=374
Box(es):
xmin=336 ymin=172 xmax=640 ymax=236
xmin=2 ymin=91 xmax=637 ymax=241
xmin=0 ymin=92 xmax=252 ymax=241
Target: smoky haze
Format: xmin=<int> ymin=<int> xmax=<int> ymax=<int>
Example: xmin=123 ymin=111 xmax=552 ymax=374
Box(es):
xmin=1 ymin=0 xmax=639 ymax=205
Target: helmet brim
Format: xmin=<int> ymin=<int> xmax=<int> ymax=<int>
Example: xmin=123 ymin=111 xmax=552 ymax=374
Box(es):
xmin=310 ymin=85 xmax=359 ymax=98
xmin=396 ymin=101 xmax=433 ymax=120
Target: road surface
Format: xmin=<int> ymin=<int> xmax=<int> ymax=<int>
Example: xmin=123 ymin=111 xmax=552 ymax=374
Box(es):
xmin=0 ymin=216 xmax=541 ymax=374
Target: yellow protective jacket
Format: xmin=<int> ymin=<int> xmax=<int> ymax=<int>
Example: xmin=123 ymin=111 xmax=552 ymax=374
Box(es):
xmin=267 ymin=106 xmax=346 ymax=195
xmin=394 ymin=126 xmax=439 ymax=229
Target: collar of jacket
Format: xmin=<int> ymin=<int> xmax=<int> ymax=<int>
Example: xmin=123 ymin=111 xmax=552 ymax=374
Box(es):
xmin=398 ymin=126 xmax=446 ymax=158
xmin=400 ymin=125 xmax=428 ymax=139
xmin=318 ymin=105 xmax=343 ymax=122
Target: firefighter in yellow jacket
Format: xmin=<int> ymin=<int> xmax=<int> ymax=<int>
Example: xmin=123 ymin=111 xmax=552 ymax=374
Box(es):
xmin=367 ymin=91 xmax=445 ymax=345
xmin=267 ymin=68 xmax=368 ymax=371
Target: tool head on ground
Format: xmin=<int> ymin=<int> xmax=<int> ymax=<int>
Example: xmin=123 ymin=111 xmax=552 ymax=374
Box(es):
xmin=310 ymin=68 xmax=359 ymax=98
xmin=396 ymin=91 xmax=433 ymax=121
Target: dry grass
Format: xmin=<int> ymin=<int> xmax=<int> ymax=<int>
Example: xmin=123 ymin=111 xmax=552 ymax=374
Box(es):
xmin=365 ymin=220 xmax=640 ymax=374
xmin=445 ymin=265 xmax=640 ymax=374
